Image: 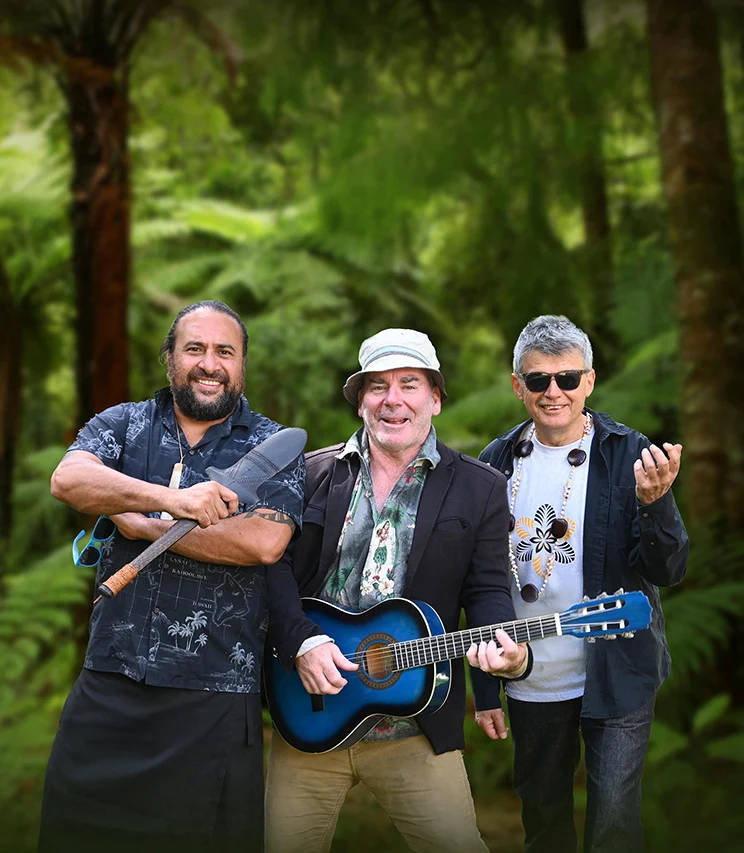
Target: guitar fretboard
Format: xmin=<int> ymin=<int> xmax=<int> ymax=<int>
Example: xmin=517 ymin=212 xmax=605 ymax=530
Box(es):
xmin=390 ymin=614 xmax=562 ymax=671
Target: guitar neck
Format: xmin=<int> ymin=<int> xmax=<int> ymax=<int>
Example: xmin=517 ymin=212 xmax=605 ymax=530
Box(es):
xmin=391 ymin=613 xmax=562 ymax=671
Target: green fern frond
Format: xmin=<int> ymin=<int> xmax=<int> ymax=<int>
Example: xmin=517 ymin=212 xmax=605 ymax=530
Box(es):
xmin=663 ymin=583 xmax=744 ymax=689
xmin=139 ymin=252 xmax=228 ymax=295
xmin=0 ymin=545 xmax=91 ymax=722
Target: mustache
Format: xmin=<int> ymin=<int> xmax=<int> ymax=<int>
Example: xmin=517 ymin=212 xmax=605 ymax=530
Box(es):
xmin=189 ymin=368 xmax=229 ymax=383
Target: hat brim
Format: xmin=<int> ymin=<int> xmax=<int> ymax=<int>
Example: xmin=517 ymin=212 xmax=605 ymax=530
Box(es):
xmin=343 ymin=356 xmax=447 ymax=405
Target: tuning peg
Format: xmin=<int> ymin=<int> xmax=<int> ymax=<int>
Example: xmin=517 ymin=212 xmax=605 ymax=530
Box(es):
xmin=603 ymin=634 xmax=617 ymax=640
xmin=587 ymin=637 xmax=596 ymax=643
xmin=621 ymin=632 xmax=635 ymax=639
xmin=581 ymin=595 xmax=590 ymax=602
xmin=597 ymin=592 xmax=608 ymax=598
xmin=613 ymin=587 xmax=625 ymax=595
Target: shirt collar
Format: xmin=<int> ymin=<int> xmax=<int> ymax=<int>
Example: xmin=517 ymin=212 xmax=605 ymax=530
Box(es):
xmin=154 ymin=387 xmax=254 ymax=438
xmin=337 ymin=426 xmax=441 ymax=469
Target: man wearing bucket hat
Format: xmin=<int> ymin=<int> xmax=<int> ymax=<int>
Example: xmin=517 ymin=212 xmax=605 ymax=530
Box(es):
xmin=265 ymin=328 xmax=531 ymax=853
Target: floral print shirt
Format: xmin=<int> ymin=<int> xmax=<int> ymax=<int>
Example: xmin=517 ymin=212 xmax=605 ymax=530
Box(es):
xmin=321 ymin=426 xmax=440 ymax=740
xmin=70 ymin=388 xmax=305 ymax=693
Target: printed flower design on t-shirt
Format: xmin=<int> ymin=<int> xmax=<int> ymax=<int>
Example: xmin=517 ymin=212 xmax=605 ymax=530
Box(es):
xmin=514 ymin=504 xmax=576 ymax=579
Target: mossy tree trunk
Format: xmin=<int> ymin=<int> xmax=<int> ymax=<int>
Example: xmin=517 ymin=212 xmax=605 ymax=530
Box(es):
xmin=647 ymin=0 xmax=744 ymax=531
xmin=63 ymin=66 xmax=131 ymax=427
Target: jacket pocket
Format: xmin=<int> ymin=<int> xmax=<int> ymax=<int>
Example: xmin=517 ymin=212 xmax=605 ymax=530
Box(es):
xmin=432 ymin=517 xmax=471 ymax=539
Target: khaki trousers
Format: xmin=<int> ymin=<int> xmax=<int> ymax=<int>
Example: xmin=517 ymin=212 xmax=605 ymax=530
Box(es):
xmin=265 ymin=732 xmax=489 ymax=853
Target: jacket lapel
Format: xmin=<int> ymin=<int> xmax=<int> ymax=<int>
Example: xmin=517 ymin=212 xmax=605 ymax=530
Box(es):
xmin=406 ymin=441 xmax=454 ymax=589
xmin=319 ymin=455 xmax=359 ymax=575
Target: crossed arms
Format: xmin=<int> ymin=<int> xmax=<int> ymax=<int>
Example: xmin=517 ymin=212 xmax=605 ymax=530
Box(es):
xmin=52 ymin=450 xmax=295 ymax=566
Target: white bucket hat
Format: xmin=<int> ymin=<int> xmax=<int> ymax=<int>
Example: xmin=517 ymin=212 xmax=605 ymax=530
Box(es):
xmin=342 ymin=328 xmax=447 ymax=405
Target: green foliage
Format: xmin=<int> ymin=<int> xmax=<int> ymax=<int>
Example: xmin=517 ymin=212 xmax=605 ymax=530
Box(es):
xmin=0 ymin=545 xmax=93 ymax=849
xmin=643 ymin=691 xmax=744 ymax=852
xmin=662 ymin=582 xmax=744 ymax=691
xmin=1 ymin=1 xmax=743 ymax=850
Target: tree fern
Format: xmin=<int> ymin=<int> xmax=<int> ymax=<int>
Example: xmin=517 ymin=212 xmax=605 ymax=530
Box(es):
xmin=662 ymin=582 xmax=744 ymax=690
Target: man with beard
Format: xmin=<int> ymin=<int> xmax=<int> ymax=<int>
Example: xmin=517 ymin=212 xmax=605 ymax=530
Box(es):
xmin=39 ymin=302 xmax=305 ymax=853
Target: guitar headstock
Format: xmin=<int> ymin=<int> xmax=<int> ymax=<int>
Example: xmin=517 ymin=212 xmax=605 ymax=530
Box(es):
xmin=561 ymin=590 xmax=652 ymax=641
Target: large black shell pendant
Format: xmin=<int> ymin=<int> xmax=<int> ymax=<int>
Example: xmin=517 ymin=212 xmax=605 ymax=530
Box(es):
xmin=567 ymin=448 xmax=587 ymax=466
xmin=515 ymin=439 xmax=534 ymax=458
xmin=520 ymin=584 xmax=539 ymax=603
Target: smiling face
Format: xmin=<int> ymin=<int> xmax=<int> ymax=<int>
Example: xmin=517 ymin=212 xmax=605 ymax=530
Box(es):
xmin=167 ymin=308 xmax=245 ymax=424
xmin=359 ymin=368 xmax=441 ymax=462
xmin=512 ymin=348 xmax=595 ymax=446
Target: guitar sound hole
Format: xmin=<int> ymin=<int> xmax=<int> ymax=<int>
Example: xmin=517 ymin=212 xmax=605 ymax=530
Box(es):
xmin=363 ymin=642 xmax=393 ymax=679
xmin=356 ymin=632 xmax=401 ymax=690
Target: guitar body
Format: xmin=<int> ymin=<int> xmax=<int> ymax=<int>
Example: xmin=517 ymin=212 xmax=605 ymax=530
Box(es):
xmin=265 ymin=597 xmax=451 ymax=754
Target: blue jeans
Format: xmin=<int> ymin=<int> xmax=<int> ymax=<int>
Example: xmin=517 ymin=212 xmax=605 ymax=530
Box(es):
xmin=506 ymin=695 xmax=655 ymax=853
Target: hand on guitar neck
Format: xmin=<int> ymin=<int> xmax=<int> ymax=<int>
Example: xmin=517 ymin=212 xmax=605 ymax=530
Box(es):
xmin=465 ymin=628 xmax=528 ymax=742
xmin=466 ymin=628 xmax=529 ymax=677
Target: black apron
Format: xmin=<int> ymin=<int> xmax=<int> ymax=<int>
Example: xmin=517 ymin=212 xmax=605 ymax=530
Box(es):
xmin=39 ymin=670 xmax=264 ymax=853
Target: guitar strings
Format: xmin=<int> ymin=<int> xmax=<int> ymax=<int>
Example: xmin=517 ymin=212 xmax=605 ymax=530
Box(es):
xmin=335 ymin=616 xmax=626 ymax=667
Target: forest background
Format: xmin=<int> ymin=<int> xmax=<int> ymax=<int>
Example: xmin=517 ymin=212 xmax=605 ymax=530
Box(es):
xmin=0 ymin=1 xmax=743 ymax=851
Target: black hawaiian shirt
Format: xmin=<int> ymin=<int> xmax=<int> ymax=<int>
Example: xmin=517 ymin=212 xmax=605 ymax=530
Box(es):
xmin=70 ymin=388 xmax=305 ymax=693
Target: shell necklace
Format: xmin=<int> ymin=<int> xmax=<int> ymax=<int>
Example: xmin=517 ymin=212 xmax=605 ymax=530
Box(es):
xmin=508 ymin=412 xmax=592 ymax=602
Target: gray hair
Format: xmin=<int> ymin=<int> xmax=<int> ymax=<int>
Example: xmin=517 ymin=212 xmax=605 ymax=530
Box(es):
xmin=513 ymin=315 xmax=593 ymax=373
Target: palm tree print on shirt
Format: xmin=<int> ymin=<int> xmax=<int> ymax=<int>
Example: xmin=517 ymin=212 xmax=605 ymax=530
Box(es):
xmin=166 ymin=611 xmax=209 ymax=652
xmin=229 ymin=642 xmax=255 ymax=674
xmin=514 ymin=504 xmax=576 ymax=579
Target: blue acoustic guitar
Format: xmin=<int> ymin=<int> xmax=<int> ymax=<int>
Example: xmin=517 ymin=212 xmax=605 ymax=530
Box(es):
xmin=265 ymin=590 xmax=652 ymax=754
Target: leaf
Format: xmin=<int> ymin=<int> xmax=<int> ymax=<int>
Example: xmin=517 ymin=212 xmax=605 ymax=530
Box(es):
xmin=645 ymin=721 xmax=688 ymax=766
xmin=706 ymin=734 xmax=744 ymax=763
xmin=692 ymin=694 xmax=731 ymax=734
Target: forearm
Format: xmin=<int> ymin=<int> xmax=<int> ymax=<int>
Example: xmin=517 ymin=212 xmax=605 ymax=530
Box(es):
xmin=51 ymin=452 xmax=172 ymax=515
xmin=630 ymin=491 xmax=689 ymax=586
xmin=119 ymin=511 xmax=294 ymax=566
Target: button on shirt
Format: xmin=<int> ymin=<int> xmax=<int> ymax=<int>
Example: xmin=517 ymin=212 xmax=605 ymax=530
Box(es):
xmin=70 ymin=388 xmax=305 ymax=693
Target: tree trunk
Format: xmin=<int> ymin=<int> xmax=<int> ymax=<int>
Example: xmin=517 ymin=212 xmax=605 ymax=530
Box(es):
xmin=0 ymin=261 xmax=21 ymax=546
xmin=646 ymin=0 xmax=744 ymax=531
xmin=64 ymin=66 xmax=131 ymax=429
xmin=556 ymin=0 xmax=620 ymax=379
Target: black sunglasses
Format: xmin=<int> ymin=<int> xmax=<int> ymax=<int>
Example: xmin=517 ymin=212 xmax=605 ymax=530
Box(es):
xmin=519 ymin=369 xmax=591 ymax=393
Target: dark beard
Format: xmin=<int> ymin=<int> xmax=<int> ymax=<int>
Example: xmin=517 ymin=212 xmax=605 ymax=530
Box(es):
xmin=171 ymin=382 xmax=242 ymax=421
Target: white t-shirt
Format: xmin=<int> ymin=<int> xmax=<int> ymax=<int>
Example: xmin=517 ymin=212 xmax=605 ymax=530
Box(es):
xmin=505 ymin=426 xmax=595 ymax=702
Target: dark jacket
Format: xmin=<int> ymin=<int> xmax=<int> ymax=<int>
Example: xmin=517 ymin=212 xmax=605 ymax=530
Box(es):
xmin=479 ymin=408 xmax=689 ymax=718
xmin=267 ymin=438 xmax=530 ymax=754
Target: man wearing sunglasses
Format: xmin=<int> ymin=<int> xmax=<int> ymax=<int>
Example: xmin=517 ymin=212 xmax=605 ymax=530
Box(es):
xmin=40 ymin=301 xmax=305 ymax=853
xmin=476 ymin=315 xmax=688 ymax=853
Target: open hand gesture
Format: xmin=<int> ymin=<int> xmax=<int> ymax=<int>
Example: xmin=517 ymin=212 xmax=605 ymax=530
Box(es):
xmin=634 ymin=442 xmax=682 ymax=505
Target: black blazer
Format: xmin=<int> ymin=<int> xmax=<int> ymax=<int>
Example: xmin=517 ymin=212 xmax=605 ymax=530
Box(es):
xmin=267 ymin=437 xmax=528 ymax=754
